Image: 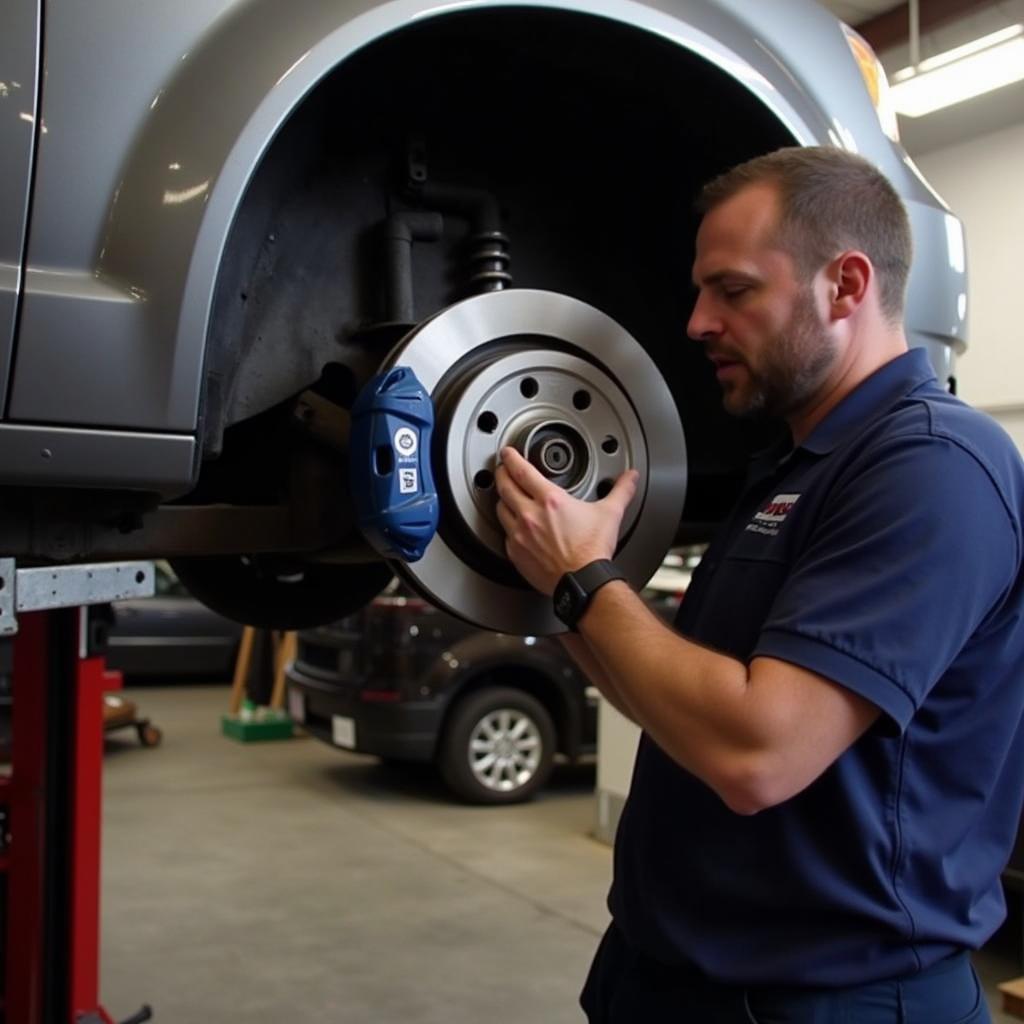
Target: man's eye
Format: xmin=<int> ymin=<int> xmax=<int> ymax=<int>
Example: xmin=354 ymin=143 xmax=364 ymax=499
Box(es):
xmin=722 ymin=285 xmax=749 ymax=299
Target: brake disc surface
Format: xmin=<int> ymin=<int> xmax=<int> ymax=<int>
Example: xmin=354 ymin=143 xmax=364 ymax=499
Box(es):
xmin=382 ymin=289 xmax=686 ymax=634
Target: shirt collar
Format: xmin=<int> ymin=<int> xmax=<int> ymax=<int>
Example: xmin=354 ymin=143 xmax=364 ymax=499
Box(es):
xmin=799 ymin=348 xmax=937 ymax=456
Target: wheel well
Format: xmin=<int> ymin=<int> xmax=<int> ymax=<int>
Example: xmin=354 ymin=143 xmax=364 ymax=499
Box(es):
xmin=201 ymin=7 xmax=795 ymax=524
xmin=441 ymin=667 xmax=574 ymax=757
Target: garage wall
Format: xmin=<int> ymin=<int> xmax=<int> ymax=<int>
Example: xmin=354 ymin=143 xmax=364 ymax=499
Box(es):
xmin=913 ymin=121 xmax=1024 ymax=447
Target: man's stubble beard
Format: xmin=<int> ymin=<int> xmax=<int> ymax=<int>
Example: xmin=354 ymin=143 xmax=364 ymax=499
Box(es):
xmin=724 ymin=288 xmax=838 ymax=421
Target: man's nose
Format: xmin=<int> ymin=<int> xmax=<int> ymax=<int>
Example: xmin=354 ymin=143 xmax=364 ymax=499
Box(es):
xmin=687 ymin=292 xmax=721 ymax=343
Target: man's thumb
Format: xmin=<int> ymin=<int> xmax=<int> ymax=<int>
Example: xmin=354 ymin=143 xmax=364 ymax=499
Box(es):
xmin=604 ymin=469 xmax=639 ymax=509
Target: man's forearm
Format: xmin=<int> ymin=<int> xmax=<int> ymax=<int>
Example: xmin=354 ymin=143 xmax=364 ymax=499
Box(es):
xmin=558 ymin=634 xmax=639 ymax=724
xmin=573 ymin=581 xmax=878 ymax=813
xmin=576 ymin=582 xmax=751 ymax=776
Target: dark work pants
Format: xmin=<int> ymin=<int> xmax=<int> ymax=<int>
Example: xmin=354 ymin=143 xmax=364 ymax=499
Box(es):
xmin=580 ymin=923 xmax=992 ymax=1024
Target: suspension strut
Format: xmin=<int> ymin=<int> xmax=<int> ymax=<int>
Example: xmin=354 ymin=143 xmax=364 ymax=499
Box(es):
xmin=405 ymin=140 xmax=512 ymax=294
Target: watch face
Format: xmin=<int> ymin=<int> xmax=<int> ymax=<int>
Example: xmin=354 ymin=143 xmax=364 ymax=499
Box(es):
xmin=555 ymin=590 xmax=574 ymax=618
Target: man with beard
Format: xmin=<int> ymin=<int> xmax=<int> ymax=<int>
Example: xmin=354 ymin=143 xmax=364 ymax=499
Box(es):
xmin=494 ymin=147 xmax=1024 ymax=1023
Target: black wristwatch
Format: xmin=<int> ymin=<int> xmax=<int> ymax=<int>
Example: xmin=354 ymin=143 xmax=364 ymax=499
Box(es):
xmin=553 ymin=559 xmax=628 ymax=631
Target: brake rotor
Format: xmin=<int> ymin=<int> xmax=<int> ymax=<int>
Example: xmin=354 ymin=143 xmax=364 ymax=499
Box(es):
xmin=382 ymin=289 xmax=686 ymax=634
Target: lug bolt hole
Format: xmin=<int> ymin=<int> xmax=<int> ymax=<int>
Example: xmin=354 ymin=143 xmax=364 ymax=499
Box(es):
xmin=474 ymin=469 xmax=495 ymax=490
xmin=572 ymin=389 xmax=592 ymax=410
xmin=477 ymin=411 xmax=499 ymax=434
xmin=601 ymin=435 xmax=619 ymax=455
xmin=520 ymin=377 xmax=539 ymax=399
xmin=596 ymin=479 xmax=614 ymax=499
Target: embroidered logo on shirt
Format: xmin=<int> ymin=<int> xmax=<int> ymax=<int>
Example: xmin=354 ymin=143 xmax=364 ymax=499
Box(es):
xmin=746 ymin=493 xmax=801 ymax=536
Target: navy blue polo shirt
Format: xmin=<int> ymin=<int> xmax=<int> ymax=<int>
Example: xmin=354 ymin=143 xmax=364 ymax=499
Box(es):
xmin=610 ymin=348 xmax=1024 ymax=987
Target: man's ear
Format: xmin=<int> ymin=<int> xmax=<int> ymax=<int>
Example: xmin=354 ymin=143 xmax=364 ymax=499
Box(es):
xmin=826 ymin=250 xmax=872 ymax=322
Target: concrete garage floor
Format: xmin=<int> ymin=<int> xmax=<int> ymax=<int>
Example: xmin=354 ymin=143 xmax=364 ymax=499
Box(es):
xmin=101 ymin=684 xmax=609 ymax=1022
xmin=101 ymin=685 xmax=1021 ymax=1023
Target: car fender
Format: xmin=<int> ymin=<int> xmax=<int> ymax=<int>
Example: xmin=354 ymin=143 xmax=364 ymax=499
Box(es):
xmin=9 ymin=0 xmax=964 ymax=450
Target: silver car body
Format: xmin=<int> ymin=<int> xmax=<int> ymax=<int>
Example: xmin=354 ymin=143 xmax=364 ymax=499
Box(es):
xmin=0 ymin=0 xmax=965 ymax=500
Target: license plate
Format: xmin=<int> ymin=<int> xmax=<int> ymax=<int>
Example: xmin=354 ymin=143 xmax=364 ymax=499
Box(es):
xmin=287 ymin=688 xmax=305 ymax=724
xmin=332 ymin=715 xmax=356 ymax=749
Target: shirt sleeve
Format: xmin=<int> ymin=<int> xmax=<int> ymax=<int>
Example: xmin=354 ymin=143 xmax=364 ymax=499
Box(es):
xmin=753 ymin=433 xmax=1020 ymax=731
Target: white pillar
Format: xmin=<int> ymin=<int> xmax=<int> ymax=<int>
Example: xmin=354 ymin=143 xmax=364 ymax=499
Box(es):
xmin=594 ymin=696 xmax=641 ymax=845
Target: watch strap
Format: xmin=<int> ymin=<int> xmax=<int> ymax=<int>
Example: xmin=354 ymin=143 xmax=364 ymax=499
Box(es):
xmin=553 ymin=559 xmax=628 ymax=630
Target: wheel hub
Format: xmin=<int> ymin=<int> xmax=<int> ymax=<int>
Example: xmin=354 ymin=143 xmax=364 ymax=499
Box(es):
xmin=379 ymin=289 xmax=686 ymax=634
xmin=440 ymin=347 xmax=646 ymax=560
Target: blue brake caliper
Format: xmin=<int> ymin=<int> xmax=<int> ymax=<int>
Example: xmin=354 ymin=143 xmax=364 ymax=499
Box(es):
xmin=349 ymin=366 xmax=440 ymax=561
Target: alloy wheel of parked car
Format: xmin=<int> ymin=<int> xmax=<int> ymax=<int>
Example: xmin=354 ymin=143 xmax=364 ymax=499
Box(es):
xmin=439 ymin=687 xmax=556 ymax=805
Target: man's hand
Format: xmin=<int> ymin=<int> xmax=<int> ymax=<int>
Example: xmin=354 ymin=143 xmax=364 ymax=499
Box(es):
xmin=494 ymin=446 xmax=639 ymax=594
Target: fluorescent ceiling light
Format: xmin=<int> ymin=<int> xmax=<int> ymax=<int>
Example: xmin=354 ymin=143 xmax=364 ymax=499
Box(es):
xmin=889 ymin=24 xmax=1024 ymax=118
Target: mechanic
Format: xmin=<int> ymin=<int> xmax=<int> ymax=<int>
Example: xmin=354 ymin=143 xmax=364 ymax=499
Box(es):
xmin=493 ymin=146 xmax=1024 ymax=1023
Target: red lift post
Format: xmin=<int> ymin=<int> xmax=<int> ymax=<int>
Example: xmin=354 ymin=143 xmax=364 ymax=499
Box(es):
xmin=1 ymin=561 xmax=155 ymax=1024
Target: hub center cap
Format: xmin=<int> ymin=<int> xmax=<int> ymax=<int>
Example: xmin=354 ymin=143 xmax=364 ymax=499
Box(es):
xmin=538 ymin=436 xmax=573 ymax=475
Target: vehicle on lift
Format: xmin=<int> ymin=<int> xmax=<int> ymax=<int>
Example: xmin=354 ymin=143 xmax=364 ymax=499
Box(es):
xmin=0 ymin=0 xmax=966 ymax=637
xmin=287 ymin=566 xmax=688 ymax=803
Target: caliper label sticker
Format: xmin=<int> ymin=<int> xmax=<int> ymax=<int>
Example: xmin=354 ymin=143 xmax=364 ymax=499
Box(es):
xmin=399 ymin=468 xmax=419 ymax=494
xmin=394 ymin=426 xmax=418 ymax=458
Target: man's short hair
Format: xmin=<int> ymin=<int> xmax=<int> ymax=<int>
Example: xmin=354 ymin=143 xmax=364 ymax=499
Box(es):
xmin=697 ymin=147 xmax=912 ymax=323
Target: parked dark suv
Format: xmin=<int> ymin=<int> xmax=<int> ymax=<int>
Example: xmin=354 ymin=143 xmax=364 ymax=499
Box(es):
xmin=286 ymin=570 xmax=687 ymax=804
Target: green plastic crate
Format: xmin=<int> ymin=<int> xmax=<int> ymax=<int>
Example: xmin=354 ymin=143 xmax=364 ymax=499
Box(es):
xmin=221 ymin=711 xmax=294 ymax=743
